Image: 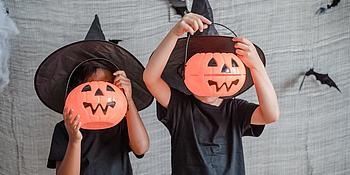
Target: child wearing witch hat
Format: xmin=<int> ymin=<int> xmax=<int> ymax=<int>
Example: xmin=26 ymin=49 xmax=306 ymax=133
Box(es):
xmin=144 ymin=0 xmax=279 ymax=174
xmin=35 ymin=15 xmax=153 ymax=175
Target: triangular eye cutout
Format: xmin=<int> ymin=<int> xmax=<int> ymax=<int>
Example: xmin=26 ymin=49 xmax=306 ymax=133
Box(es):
xmin=221 ymin=64 xmax=231 ymax=73
xmin=95 ymin=88 xmax=104 ymax=96
xmin=208 ymin=58 xmax=218 ymax=67
xmin=82 ymin=85 xmax=92 ymax=92
xmin=231 ymin=58 xmax=238 ymax=67
xmin=106 ymin=85 xmax=115 ymax=92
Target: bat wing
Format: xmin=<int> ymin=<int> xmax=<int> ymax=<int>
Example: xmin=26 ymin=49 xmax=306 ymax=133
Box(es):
xmin=300 ymin=68 xmax=341 ymax=93
xmin=313 ymin=72 xmax=341 ymax=92
xmin=316 ymin=0 xmax=340 ymax=14
xmin=169 ymin=0 xmax=188 ymax=17
xmin=109 ymin=39 xmax=122 ymax=45
xmin=328 ymin=0 xmax=341 ymax=8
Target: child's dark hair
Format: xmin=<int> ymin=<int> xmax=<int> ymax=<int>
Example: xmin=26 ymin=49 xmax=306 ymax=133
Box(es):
xmin=67 ymin=60 xmax=116 ymax=93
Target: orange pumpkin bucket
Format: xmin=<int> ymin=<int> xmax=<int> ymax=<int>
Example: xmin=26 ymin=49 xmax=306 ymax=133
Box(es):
xmin=182 ymin=23 xmax=249 ymax=97
xmin=184 ymin=52 xmax=246 ymax=97
xmin=65 ymin=81 xmax=127 ymax=130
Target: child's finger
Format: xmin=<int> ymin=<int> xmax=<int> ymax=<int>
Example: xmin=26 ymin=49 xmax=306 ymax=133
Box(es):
xmin=182 ymin=23 xmax=195 ymax=35
xmin=119 ymin=81 xmax=131 ymax=88
xmin=74 ymin=116 xmax=81 ymax=130
xmin=191 ymin=20 xmax=199 ymax=32
xmin=63 ymin=108 xmax=72 ymax=118
xmin=194 ymin=14 xmax=212 ymax=25
xmin=186 ymin=15 xmax=201 ymax=32
xmin=232 ymin=37 xmax=245 ymax=44
xmin=232 ymin=37 xmax=243 ymax=42
xmin=115 ymin=81 xmax=131 ymax=89
xmin=76 ymin=121 xmax=82 ymax=131
xmin=114 ymin=81 xmax=125 ymax=89
xmin=119 ymin=78 xmax=130 ymax=84
xmin=234 ymin=43 xmax=250 ymax=51
xmin=113 ymin=70 xmax=125 ymax=75
xmin=71 ymin=115 xmax=79 ymax=128
xmin=114 ymin=76 xmax=130 ymax=87
xmin=195 ymin=18 xmax=204 ymax=32
xmin=233 ymin=37 xmax=252 ymax=47
xmin=203 ymin=24 xmax=209 ymax=30
xmin=73 ymin=114 xmax=80 ymax=124
xmin=114 ymin=78 xmax=130 ymax=86
xmin=114 ymin=73 xmax=129 ymax=82
xmin=113 ymin=73 xmax=127 ymax=83
xmin=113 ymin=70 xmax=127 ymax=78
xmin=113 ymin=76 xmax=122 ymax=83
xmin=66 ymin=109 xmax=74 ymax=123
xmin=235 ymin=49 xmax=247 ymax=57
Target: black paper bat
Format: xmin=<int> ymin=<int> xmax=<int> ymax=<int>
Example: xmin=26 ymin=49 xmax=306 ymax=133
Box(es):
xmin=316 ymin=0 xmax=341 ymax=14
xmin=109 ymin=39 xmax=122 ymax=45
xmin=299 ymin=68 xmax=341 ymax=93
xmin=327 ymin=0 xmax=341 ymax=8
xmin=168 ymin=0 xmax=188 ymax=18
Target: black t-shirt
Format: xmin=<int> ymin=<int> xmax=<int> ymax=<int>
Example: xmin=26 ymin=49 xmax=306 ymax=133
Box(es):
xmin=47 ymin=118 xmax=138 ymax=175
xmin=157 ymin=88 xmax=265 ymax=175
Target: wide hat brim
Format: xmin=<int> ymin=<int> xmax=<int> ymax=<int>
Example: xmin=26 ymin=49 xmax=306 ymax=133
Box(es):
xmin=35 ymin=40 xmax=153 ymax=114
xmin=163 ymin=35 xmax=266 ymax=98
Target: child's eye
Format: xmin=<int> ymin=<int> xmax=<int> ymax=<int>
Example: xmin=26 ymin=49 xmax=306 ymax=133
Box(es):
xmin=82 ymin=85 xmax=92 ymax=92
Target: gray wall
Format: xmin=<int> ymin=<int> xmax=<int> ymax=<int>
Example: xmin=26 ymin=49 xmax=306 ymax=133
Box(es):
xmin=1 ymin=0 xmax=349 ymax=174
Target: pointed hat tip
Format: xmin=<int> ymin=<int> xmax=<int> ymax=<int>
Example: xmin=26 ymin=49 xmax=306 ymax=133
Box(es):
xmin=84 ymin=14 xmax=106 ymax=40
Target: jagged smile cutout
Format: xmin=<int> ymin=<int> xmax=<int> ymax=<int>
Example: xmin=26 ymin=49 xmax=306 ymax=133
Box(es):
xmin=83 ymin=101 xmax=116 ymax=115
xmin=208 ymin=79 xmax=239 ymax=92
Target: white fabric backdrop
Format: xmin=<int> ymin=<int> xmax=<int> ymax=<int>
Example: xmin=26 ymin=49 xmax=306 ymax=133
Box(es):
xmin=0 ymin=1 xmax=18 ymax=93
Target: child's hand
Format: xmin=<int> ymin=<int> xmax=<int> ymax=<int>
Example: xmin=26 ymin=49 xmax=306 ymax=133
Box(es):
xmin=233 ymin=37 xmax=263 ymax=69
xmin=113 ymin=70 xmax=132 ymax=101
xmin=63 ymin=108 xmax=82 ymax=143
xmin=171 ymin=13 xmax=212 ymax=36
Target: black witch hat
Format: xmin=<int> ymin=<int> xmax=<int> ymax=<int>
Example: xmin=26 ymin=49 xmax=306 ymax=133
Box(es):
xmin=161 ymin=0 xmax=266 ymax=98
xmin=35 ymin=15 xmax=153 ymax=114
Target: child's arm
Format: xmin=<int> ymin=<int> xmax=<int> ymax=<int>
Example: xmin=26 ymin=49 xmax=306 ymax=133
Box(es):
xmin=143 ymin=13 xmax=211 ymax=108
xmin=56 ymin=109 xmax=82 ymax=175
xmin=233 ymin=37 xmax=280 ymax=125
xmin=114 ymin=71 xmax=149 ymax=156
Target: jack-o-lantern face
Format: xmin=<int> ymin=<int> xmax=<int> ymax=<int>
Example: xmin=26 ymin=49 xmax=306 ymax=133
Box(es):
xmin=65 ymin=81 xmax=127 ymax=130
xmin=184 ymin=53 xmax=246 ymax=97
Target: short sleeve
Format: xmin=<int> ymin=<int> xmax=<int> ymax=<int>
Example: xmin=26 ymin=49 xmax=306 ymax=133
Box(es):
xmin=120 ymin=118 xmax=144 ymax=159
xmin=156 ymin=88 xmax=188 ymax=134
xmin=235 ymin=99 xmax=264 ymax=137
xmin=47 ymin=121 xmax=69 ymax=168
